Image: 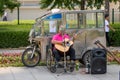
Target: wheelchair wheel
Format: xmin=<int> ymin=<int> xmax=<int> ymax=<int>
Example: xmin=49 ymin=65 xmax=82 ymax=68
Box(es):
xmin=22 ymin=48 xmax=41 ymax=67
xmin=69 ymin=66 xmax=74 ymax=72
xmin=83 ymin=50 xmax=91 ymax=65
xmin=46 ymin=49 xmax=56 ymax=73
xmin=46 ymin=49 xmax=52 ymax=69
xmin=67 ymin=60 xmax=75 ymax=72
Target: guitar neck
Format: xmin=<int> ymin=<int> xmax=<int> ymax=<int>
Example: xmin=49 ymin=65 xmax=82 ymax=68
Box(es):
xmin=70 ymin=31 xmax=82 ymax=40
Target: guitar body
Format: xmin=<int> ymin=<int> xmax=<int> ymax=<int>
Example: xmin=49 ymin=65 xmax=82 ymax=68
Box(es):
xmin=54 ymin=31 xmax=83 ymax=52
xmin=55 ymin=38 xmax=73 ymax=52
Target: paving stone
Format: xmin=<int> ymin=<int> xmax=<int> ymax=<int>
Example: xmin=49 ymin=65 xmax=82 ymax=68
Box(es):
xmin=0 ymin=65 xmax=120 ymax=80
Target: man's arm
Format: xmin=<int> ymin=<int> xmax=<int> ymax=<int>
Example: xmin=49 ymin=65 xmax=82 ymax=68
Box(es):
xmin=51 ymin=40 xmax=63 ymax=44
xmin=107 ymin=25 xmax=115 ymax=31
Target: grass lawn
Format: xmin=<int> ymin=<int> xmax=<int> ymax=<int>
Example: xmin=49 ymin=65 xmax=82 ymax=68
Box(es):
xmin=0 ymin=20 xmax=35 ymax=32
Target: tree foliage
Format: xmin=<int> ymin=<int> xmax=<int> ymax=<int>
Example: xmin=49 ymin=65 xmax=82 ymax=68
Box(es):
xmin=0 ymin=0 xmax=20 ymax=16
xmin=39 ymin=0 xmax=118 ymax=10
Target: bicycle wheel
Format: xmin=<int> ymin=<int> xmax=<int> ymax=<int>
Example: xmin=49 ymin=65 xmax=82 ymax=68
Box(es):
xmin=22 ymin=48 xmax=41 ymax=67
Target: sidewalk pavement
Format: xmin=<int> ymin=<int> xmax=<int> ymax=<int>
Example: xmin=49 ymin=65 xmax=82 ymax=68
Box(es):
xmin=0 ymin=65 xmax=120 ymax=80
xmin=0 ymin=47 xmax=120 ymax=54
xmin=0 ymin=49 xmax=24 ymax=54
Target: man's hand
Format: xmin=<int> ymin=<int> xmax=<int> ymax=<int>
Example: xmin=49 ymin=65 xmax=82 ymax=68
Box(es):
xmin=73 ymin=33 xmax=77 ymax=39
xmin=109 ymin=25 xmax=115 ymax=32
xmin=112 ymin=29 xmax=115 ymax=32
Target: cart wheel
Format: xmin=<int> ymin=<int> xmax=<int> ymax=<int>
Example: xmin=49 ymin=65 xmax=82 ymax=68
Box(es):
xmin=46 ymin=49 xmax=57 ymax=73
xmin=22 ymin=48 xmax=41 ymax=67
xmin=46 ymin=49 xmax=52 ymax=69
xmin=50 ymin=65 xmax=57 ymax=73
xmin=69 ymin=61 xmax=75 ymax=72
xmin=83 ymin=50 xmax=91 ymax=65
xmin=69 ymin=66 xmax=74 ymax=72
xmin=64 ymin=69 xmax=67 ymax=73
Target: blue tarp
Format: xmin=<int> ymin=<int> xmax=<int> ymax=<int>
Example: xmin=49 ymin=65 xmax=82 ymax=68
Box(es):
xmin=45 ymin=13 xmax=62 ymax=20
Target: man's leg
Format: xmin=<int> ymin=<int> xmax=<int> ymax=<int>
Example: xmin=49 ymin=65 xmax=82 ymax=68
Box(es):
xmin=106 ymin=32 xmax=110 ymax=46
xmin=53 ymin=49 xmax=61 ymax=62
xmin=68 ymin=47 xmax=76 ymax=61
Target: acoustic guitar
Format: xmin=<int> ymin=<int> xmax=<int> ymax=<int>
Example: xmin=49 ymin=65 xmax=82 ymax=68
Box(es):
xmin=55 ymin=31 xmax=83 ymax=52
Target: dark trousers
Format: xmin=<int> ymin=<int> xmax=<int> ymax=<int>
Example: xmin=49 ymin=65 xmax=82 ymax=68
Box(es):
xmin=53 ymin=47 xmax=75 ymax=62
xmin=3 ymin=16 xmax=7 ymax=21
xmin=105 ymin=32 xmax=110 ymax=46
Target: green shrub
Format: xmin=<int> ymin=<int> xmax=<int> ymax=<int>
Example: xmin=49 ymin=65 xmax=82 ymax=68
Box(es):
xmin=110 ymin=23 xmax=120 ymax=29
xmin=0 ymin=53 xmax=23 ymax=67
xmin=0 ymin=21 xmax=119 ymax=48
xmin=109 ymin=23 xmax=120 ymax=46
xmin=0 ymin=20 xmax=33 ymax=48
xmin=0 ymin=31 xmax=29 ymax=48
xmin=0 ymin=53 xmax=46 ymax=67
xmin=109 ymin=31 xmax=120 ymax=46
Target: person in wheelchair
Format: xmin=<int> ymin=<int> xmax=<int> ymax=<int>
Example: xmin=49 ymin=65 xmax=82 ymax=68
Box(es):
xmin=51 ymin=24 xmax=76 ymax=65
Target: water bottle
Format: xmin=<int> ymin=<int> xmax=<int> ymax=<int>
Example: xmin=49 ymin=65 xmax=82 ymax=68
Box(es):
xmin=85 ymin=60 xmax=90 ymax=74
xmin=76 ymin=63 xmax=79 ymax=71
xmin=75 ymin=60 xmax=79 ymax=71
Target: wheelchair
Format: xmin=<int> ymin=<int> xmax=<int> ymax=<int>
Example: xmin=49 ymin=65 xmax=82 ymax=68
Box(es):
xmin=46 ymin=39 xmax=75 ymax=73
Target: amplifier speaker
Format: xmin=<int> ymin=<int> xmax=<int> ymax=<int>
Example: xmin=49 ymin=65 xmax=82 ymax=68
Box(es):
xmin=90 ymin=48 xmax=107 ymax=74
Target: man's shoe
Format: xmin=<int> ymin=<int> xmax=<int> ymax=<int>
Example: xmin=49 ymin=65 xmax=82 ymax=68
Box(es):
xmin=70 ymin=60 xmax=75 ymax=72
xmin=71 ymin=60 xmax=75 ymax=65
xmin=56 ymin=61 xmax=63 ymax=68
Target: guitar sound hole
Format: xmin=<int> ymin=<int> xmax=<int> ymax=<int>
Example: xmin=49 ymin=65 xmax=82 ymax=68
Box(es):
xmin=66 ymin=43 xmax=70 ymax=46
xmin=66 ymin=42 xmax=69 ymax=44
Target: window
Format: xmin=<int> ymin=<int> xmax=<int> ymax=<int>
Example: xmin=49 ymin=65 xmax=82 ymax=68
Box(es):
xmin=66 ymin=14 xmax=78 ymax=29
xmin=86 ymin=12 xmax=104 ymax=28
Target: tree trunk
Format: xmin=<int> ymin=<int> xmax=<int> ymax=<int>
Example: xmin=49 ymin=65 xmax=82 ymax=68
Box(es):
xmin=105 ymin=0 xmax=110 ymax=14
xmin=81 ymin=0 xmax=85 ymax=10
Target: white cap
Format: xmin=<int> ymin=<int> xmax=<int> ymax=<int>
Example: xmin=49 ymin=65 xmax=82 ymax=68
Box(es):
xmin=51 ymin=9 xmax=60 ymax=13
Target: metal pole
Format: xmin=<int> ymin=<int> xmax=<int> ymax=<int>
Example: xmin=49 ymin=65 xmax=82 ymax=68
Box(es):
xmin=17 ymin=7 xmax=20 ymax=25
xmin=112 ymin=8 xmax=114 ymax=24
xmin=119 ymin=0 xmax=120 ymax=22
xmin=77 ymin=13 xmax=80 ymax=28
xmin=96 ymin=12 xmax=98 ymax=28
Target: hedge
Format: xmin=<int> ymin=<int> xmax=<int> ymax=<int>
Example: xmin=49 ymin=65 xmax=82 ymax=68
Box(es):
xmin=0 ymin=21 xmax=120 ymax=48
xmin=110 ymin=23 xmax=120 ymax=29
xmin=109 ymin=24 xmax=120 ymax=46
xmin=109 ymin=31 xmax=120 ymax=47
xmin=0 ymin=30 xmax=120 ymax=48
xmin=0 ymin=20 xmax=32 ymax=48
xmin=0 ymin=31 xmax=29 ymax=48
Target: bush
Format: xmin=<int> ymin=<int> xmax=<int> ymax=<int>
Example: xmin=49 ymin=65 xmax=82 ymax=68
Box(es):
xmin=0 ymin=21 xmax=119 ymax=48
xmin=110 ymin=23 xmax=120 ymax=29
xmin=0 ymin=20 xmax=33 ymax=48
xmin=109 ymin=31 xmax=120 ymax=46
xmin=0 ymin=53 xmax=23 ymax=67
xmin=109 ymin=23 xmax=120 ymax=46
xmin=0 ymin=31 xmax=29 ymax=48
xmin=0 ymin=52 xmax=46 ymax=67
